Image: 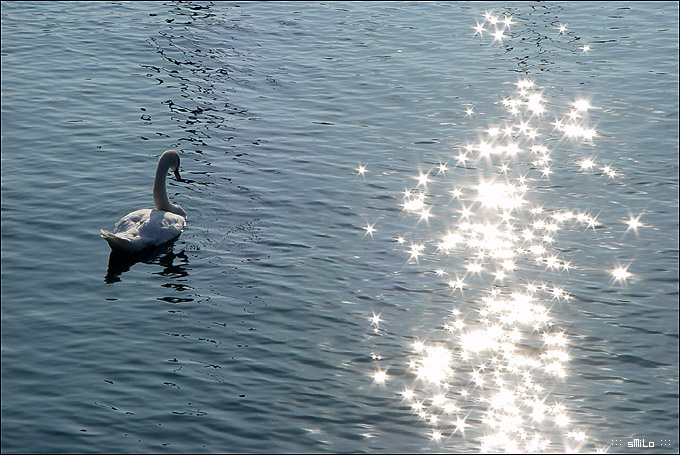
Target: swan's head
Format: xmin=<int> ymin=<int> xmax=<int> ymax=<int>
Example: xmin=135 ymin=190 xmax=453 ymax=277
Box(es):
xmin=161 ymin=149 xmax=182 ymax=180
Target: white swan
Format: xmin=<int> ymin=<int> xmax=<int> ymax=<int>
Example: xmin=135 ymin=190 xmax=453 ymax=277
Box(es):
xmin=101 ymin=150 xmax=186 ymax=253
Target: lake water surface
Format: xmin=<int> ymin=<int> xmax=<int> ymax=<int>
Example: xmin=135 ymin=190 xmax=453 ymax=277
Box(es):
xmin=2 ymin=1 xmax=678 ymax=453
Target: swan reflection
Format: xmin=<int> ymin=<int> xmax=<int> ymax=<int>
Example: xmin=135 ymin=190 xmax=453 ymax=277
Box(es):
xmin=104 ymin=239 xmax=189 ymax=283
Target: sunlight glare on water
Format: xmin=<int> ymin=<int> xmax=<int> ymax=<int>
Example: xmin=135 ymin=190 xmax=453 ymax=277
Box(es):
xmin=359 ymin=9 xmax=674 ymax=453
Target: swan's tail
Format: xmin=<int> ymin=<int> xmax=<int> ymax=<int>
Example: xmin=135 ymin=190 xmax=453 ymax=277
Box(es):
xmin=101 ymin=229 xmax=133 ymax=252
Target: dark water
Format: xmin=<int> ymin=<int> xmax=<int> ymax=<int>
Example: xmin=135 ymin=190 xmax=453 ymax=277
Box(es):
xmin=2 ymin=1 xmax=678 ymax=453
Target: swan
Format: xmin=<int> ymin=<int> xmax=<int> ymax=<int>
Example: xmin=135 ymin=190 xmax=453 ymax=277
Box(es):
xmin=101 ymin=150 xmax=186 ymax=253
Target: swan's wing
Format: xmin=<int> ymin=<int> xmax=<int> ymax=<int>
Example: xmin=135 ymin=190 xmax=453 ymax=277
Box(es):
xmin=104 ymin=209 xmax=185 ymax=252
xmin=112 ymin=209 xmax=153 ymax=235
xmin=138 ymin=211 xmax=186 ymax=244
xmin=101 ymin=209 xmax=152 ymax=252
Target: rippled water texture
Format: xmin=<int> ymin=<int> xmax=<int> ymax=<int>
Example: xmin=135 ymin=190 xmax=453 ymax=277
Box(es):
xmin=2 ymin=2 xmax=678 ymax=453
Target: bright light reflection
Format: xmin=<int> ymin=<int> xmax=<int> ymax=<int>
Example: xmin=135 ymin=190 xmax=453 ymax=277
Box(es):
xmin=357 ymin=9 xmax=645 ymax=453
xmin=611 ymin=266 xmax=632 ymax=283
xmin=373 ymin=369 xmax=388 ymax=384
xmin=625 ymin=214 xmax=645 ymax=235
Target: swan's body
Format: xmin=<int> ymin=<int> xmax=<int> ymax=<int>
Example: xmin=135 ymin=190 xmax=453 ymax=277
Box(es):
xmin=101 ymin=150 xmax=186 ymax=253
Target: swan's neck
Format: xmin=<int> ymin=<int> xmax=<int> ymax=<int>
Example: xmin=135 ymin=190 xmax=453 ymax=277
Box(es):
xmin=153 ymin=157 xmax=184 ymax=217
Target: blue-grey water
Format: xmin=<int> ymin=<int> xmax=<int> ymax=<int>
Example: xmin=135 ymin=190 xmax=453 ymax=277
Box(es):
xmin=2 ymin=1 xmax=678 ymax=453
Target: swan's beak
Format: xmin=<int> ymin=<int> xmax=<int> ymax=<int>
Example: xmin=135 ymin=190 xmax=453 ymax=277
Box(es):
xmin=174 ymin=169 xmax=182 ymax=181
